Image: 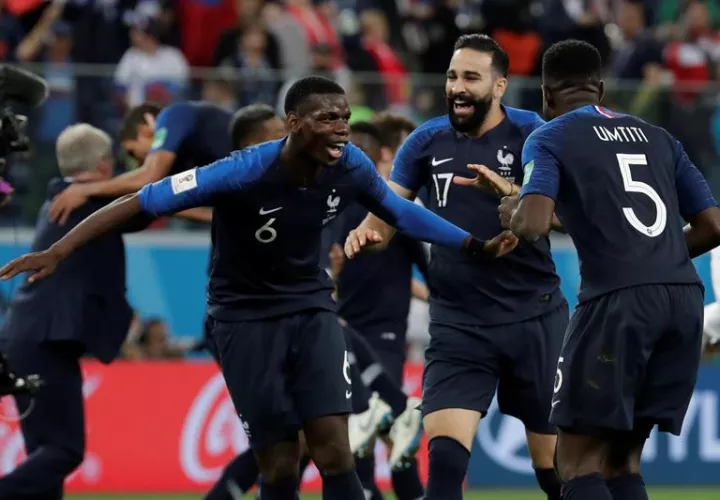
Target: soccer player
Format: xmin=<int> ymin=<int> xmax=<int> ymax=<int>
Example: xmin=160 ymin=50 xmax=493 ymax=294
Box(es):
xmin=47 ymin=100 xmax=233 ymax=224
xmin=505 ymin=40 xmax=720 ymax=500
xmin=0 ymin=76 xmax=515 ymax=500
xmin=345 ymin=35 xmax=567 ymax=500
xmin=334 ymin=119 xmax=426 ymax=500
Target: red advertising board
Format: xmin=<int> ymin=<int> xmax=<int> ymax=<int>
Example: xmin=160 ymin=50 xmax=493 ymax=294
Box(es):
xmin=0 ymin=361 xmax=428 ymax=493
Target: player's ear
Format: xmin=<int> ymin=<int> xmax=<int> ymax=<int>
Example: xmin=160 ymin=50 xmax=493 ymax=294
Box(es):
xmin=598 ymin=80 xmax=605 ymax=103
xmin=542 ymin=85 xmax=553 ymax=107
xmin=285 ymin=113 xmax=301 ymax=134
xmin=494 ymin=77 xmax=508 ymax=100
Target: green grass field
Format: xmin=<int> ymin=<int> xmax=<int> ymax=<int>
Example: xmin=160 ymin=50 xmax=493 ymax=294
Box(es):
xmin=65 ymin=489 xmax=720 ymax=500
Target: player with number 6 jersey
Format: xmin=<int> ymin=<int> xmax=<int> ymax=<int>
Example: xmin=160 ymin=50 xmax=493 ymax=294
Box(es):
xmin=507 ymin=40 xmax=720 ymax=500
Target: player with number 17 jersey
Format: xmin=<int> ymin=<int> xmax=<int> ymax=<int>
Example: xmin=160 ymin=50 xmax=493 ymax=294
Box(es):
xmin=520 ymin=103 xmax=716 ymax=436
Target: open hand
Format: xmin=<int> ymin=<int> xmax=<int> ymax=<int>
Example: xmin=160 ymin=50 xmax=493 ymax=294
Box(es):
xmin=0 ymin=250 xmax=62 ymax=283
xmin=453 ymin=164 xmax=517 ymax=197
xmin=344 ymin=228 xmax=384 ymax=259
xmin=498 ymin=195 xmax=520 ymax=229
xmin=483 ymin=230 xmax=519 ymax=257
xmin=49 ymin=183 xmax=90 ymax=225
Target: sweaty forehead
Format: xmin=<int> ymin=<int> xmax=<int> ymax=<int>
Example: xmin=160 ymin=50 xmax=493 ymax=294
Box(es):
xmin=301 ymin=93 xmax=349 ymax=116
xmin=448 ymin=49 xmax=494 ymax=75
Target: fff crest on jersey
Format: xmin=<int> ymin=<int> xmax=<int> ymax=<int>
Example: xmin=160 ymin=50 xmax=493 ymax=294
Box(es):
xmin=497 ymin=147 xmax=516 ymax=184
xmin=323 ymin=189 xmax=341 ymax=225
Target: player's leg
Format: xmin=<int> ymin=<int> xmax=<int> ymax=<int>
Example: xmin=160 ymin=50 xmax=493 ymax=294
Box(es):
xmin=496 ymin=303 xmax=568 ymax=500
xmin=206 ymin=316 xmax=304 ymax=500
xmin=422 ymin=322 xmax=500 ymax=500
xmin=0 ymin=340 xmax=84 ymax=500
xmin=361 ymin=330 xmax=424 ymax=500
xmin=611 ymin=284 xmax=704 ymax=500
xmin=551 ymin=287 xmax=675 ymax=500
xmin=204 ymin=449 xmax=260 ymax=500
xmin=291 ymin=312 xmax=365 ymax=499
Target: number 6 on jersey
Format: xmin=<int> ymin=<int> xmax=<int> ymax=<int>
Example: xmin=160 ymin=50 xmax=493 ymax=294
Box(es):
xmin=617 ymin=153 xmax=667 ymax=238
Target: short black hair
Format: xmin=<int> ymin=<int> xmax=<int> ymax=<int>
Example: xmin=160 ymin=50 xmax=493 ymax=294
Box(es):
xmin=284 ymin=75 xmax=345 ymax=115
xmin=371 ymin=112 xmax=416 ymax=151
xmin=120 ymin=102 xmax=162 ymax=141
xmin=542 ymin=40 xmax=602 ymax=90
xmin=453 ymin=34 xmax=509 ymax=78
xmin=350 ymin=121 xmax=382 ymax=146
xmin=230 ymin=104 xmax=277 ymax=148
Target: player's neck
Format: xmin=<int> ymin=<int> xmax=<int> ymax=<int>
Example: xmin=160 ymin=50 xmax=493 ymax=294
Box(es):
xmin=560 ymin=99 xmax=600 ymax=115
xmin=281 ymin=137 xmax=322 ymax=185
xmin=465 ymin=105 xmax=505 ymax=138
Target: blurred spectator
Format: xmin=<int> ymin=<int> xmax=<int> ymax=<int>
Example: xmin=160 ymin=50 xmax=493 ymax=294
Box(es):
xmin=358 ymin=9 xmax=409 ymax=113
xmin=276 ymin=42 xmax=351 ymax=115
xmin=481 ymin=0 xmax=542 ymax=77
xmin=262 ymin=0 xmax=312 ymax=77
xmin=657 ymin=0 xmax=720 ymax=39
xmin=174 ymin=0 xmax=236 ymax=66
xmin=217 ymin=21 xmax=276 ymax=107
xmin=157 ymin=0 xmax=182 ymax=48
xmin=123 ymin=317 xmax=189 ymax=360
xmin=286 ymin=0 xmax=344 ymax=68
xmin=115 ymin=17 xmax=189 ymax=108
xmin=202 ymin=76 xmax=238 ymax=112
xmin=0 ymin=0 xmax=24 ymax=61
xmin=214 ymin=1 xmax=281 ymax=70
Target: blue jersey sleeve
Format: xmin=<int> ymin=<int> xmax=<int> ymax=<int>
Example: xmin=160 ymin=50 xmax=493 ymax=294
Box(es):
xmin=674 ymin=139 xmax=719 ymax=219
xmin=348 ymin=146 xmax=470 ymax=249
xmin=519 ymin=128 xmax=561 ymax=201
xmin=149 ymin=103 xmax=197 ymax=155
xmin=138 ymin=150 xmax=258 ymax=216
xmin=388 ymin=120 xmax=441 ymax=193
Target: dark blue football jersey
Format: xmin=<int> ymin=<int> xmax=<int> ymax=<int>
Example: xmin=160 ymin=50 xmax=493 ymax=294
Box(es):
xmin=333 ymin=201 xmax=429 ymax=334
xmin=149 ymin=101 xmax=233 ymax=175
xmin=390 ymin=106 xmax=563 ymax=326
xmin=521 ymin=105 xmax=717 ymax=303
xmin=138 ymin=140 xmax=473 ymax=321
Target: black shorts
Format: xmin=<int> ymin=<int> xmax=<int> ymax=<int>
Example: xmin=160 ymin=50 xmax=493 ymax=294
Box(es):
xmin=359 ymin=324 xmax=407 ymax=385
xmin=205 ymin=311 xmax=353 ymax=448
xmin=422 ymin=302 xmax=568 ymax=434
xmin=550 ymin=284 xmax=704 ymax=436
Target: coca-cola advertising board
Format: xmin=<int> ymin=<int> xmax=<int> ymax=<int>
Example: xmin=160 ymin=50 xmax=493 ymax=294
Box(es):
xmin=0 ymin=361 xmax=428 ymax=493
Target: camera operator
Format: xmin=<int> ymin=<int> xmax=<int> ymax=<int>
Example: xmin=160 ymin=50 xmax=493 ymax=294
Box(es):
xmin=0 ymin=124 xmax=150 ymax=500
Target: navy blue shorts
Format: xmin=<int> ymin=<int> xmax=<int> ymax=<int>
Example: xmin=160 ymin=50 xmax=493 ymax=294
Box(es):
xmin=360 ymin=325 xmax=407 ymax=385
xmin=422 ymin=302 xmax=568 ymax=434
xmin=205 ymin=311 xmax=353 ymax=448
xmin=551 ymin=284 xmax=703 ymax=436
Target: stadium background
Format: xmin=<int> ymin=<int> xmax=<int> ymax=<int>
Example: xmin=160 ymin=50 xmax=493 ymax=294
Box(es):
xmin=2 ymin=0 xmax=720 ymax=498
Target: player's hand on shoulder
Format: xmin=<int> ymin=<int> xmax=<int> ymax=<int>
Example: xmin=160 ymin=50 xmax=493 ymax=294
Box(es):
xmin=0 ymin=249 xmax=62 ymax=283
xmin=483 ymin=230 xmax=519 ymax=257
xmin=49 ymin=183 xmax=90 ymax=225
xmin=498 ymin=195 xmax=520 ymax=229
xmin=344 ymin=228 xmax=384 ymax=259
xmin=453 ymin=164 xmax=518 ymax=197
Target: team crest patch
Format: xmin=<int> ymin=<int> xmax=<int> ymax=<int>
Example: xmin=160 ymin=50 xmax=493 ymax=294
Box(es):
xmin=152 ymin=127 xmax=168 ymax=149
xmin=522 ymin=161 xmax=534 ymax=186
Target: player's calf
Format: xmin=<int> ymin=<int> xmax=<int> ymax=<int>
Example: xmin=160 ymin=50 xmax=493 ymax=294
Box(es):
xmin=254 ymin=440 xmax=302 ymax=500
xmin=526 ymin=431 xmax=562 ymax=500
xmin=555 ymin=429 xmax=613 ymax=500
xmin=423 ymin=408 xmax=481 ymax=500
xmin=304 ymin=414 xmax=366 ymax=500
xmin=603 ymin=430 xmax=648 ymax=500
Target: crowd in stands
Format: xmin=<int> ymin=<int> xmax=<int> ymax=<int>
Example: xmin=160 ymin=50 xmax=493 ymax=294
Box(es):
xmin=0 ymin=0 xmax=719 ymax=221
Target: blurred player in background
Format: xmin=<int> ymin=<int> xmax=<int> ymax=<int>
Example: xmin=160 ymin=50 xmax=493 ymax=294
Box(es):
xmin=47 ymin=100 xmax=234 ymax=224
xmin=0 ymin=124 xmax=151 ymax=500
xmin=346 ymin=34 xmax=566 ymax=500
xmin=331 ymin=118 xmax=427 ymax=500
xmin=1 ymin=77 xmax=514 ymax=500
xmin=702 ymin=248 xmax=720 ymax=354
xmin=506 ymin=39 xmax=720 ymax=500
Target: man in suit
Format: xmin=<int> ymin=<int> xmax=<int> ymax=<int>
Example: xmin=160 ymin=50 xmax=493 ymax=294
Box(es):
xmin=0 ymin=123 xmax=149 ymax=500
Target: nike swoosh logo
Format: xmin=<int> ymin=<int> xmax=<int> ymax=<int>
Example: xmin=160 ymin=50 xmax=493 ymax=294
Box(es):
xmin=259 ymin=206 xmax=283 ymax=215
xmin=346 ymin=390 xmax=352 ymax=399
xmin=552 ymin=400 xmax=560 ymax=408
xmin=431 ymin=157 xmax=453 ymax=167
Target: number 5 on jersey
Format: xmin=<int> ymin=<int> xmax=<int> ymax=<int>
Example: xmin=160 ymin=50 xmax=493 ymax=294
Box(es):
xmin=255 ymin=218 xmax=278 ymax=243
xmin=617 ymin=153 xmax=667 ymax=238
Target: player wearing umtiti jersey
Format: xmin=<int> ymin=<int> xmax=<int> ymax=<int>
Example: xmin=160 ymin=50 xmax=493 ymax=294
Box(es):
xmin=506 ymin=40 xmax=720 ymax=500
xmin=1 ymin=76 xmax=515 ymax=500
xmin=346 ymin=35 xmax=566 ymax=500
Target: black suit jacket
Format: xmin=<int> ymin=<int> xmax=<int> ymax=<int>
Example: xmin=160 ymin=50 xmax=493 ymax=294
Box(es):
xmin=0 ymin=178 xmax=151 ymax=363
